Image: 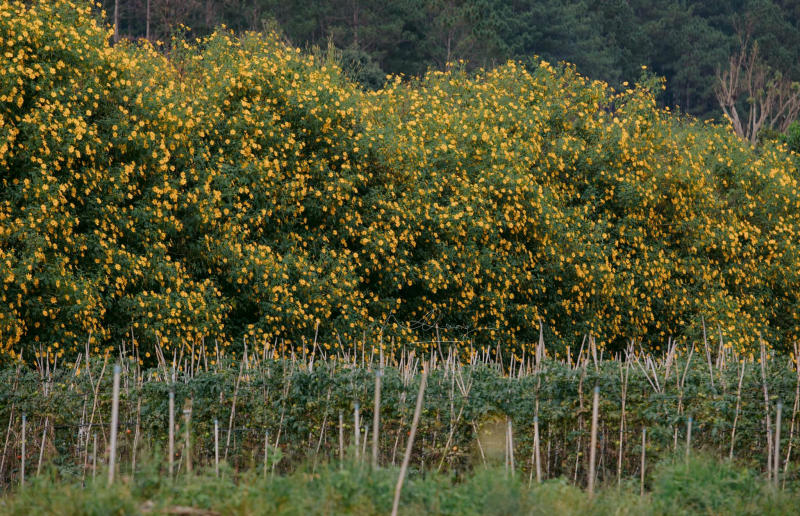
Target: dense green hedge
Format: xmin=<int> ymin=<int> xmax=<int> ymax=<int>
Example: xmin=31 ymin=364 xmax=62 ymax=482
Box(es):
xmin=2 ymin=0 xmax=800 ymax=360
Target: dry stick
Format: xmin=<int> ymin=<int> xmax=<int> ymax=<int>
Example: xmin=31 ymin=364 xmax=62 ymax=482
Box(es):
xmin=760 ymin=338 xmax=773 ymax=481
xmin=774 ymin=402 xmax=782 ymax=487
xmin=224 ymin=361 xmax=244 ymax=461
xmin=701 ymin=317 xmax=715 ymax=391
xmin=640 ymin=427 xmax=646 ymax=496
xmin=214 ymin=419 xmax=220 ymax=478
xmin=391 ymin=370 xmax=427 ymax=516
xmin=588 ymin=386 xmax=599 ymax=496
xmin=20 ymin=414 xmax=26 ymax=489
xmin=168 ymin=389 xmax=176 ymax=481
xmin=472 ymin=421 xmax=487 ymax=466
xmin=83 ymin=354 xmax=109 ymax=473
xmin=107 ymin=365 xmax=121 ymax=486
xmin=36 ymin=417 xmax=48 ymax=476
xmin=730 ymin=360 xmax=747 ymax=459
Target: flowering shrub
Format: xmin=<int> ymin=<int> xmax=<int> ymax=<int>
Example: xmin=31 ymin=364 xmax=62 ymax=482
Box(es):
xmin=2 ymin=0 xmax=799 ymax=360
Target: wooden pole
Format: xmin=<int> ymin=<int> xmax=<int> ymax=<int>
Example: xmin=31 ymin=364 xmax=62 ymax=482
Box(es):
xmin=588 ymin=386 xmax=599 ymax=496
xmin=20 ymin=414 xmax=25 ymax=489
xmin=168 ymin=390 xmax=175 ymax=480
xmin=108 ymin=365 xmax=121 ymax=486
xmin=214 ymin=419 xmax=220 ymax=478
xmin=36 ymin=418 xmax=48 ymax=476
xmin=354 ymin=402 xmax=360 ymax=462
xmin=640 ymin=427 xmax=646 ymax=496
xmin=760 ymin=338 xmax=773 ymax=482
xmin=534 ymin=416 xmax=542 ymax=484
xmin=184 ymin=405 xmax=192 ymax=475
xmin=686 ymin=416 xmax=693 ymax=460
xmin=372 ymin=362 xmax=382 ymax=468
xmin=774 ymin=402 xmax=782 ymax=487
xmin=338 ymin=411 xmax=344 ymax=463
xmin=391 ymin=370 xmax=427 ymax=516
xmin=92 ymin=433 xmax=97 ymax=481
xmin=507 ymin=418 xmax=515 ymax=477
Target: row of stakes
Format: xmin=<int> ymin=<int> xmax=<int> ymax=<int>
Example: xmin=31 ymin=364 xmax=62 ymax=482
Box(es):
xmin=11 ymin=367 xmax=788 ymax=505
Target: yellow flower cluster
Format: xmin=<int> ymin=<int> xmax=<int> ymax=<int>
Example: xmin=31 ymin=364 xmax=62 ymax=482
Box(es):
xmin=1 ymin=0 xmax=798 ymax=362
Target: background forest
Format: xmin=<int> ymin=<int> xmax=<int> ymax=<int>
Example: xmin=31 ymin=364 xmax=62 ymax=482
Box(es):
xmin=100 ymin=0 xmax=800 ymax=120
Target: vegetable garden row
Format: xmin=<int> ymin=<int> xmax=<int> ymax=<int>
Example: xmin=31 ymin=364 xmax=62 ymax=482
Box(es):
xmin=2 ymin=337 xmax=799 ymax=493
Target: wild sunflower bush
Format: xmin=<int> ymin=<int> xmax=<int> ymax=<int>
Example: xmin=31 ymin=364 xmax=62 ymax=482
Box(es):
xmin=2 ymin=0 xmax=800 ymax=361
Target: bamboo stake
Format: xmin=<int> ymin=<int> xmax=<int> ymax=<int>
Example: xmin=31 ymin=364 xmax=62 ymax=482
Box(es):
xmin=391 ymin=370 xmax=427 ymax=516
xmin=354 ymin=402 xmax=360 ymax=462
xmin=131 ymin=397 xmax=142 ymax=477
xmin=686 ymin=416 xmax=692 ymax=460
xmin=108 ymin=365 xmax=121 ymax=486
xmin=618 ymin=358 xmax=629 ymax=486
xmin=534 ymin=416 xmax=542 ymax=484
xmin=92 ymin=433 xmax=97 ymax=481
xmin=338 ymin=411 xmax=344 ymax=463
xmin=640 ymin=427 xmax=646 ymax=496
xmin=774 ymin=402 xmax=782 ymax=487
xmin=588 ymin=386 xmax=599 ymax=496
xmin=214 ymin=419 xmax=219 ymax=478
xmin=784 ymin=343 xmax=800 ymax=487
xmin=701 ymin=317 xmax=715 ymax=391
xmin=224 ymin=361 xmax=244 ymax=461
xmin=36 ymin=417 xmax=48 ymax=476
xmin=183 ymin=404 xmax=192 ymax=475
xmin=20 ymin=414 xmax=26 ymax=489
xmin=760 ymin=337 xmax=773 ymax=481
xmin=507 ymin=418 xmax=515 ymax=477
xmin=730 ymin=360 xmax=746 ymax=459
xmin=168 ymin=390 xmax=175 ymax=480
xmin=372 ymin=359 xmax=382 ymax=469
xmin=83 ymin=354 xmax=108 ymax=474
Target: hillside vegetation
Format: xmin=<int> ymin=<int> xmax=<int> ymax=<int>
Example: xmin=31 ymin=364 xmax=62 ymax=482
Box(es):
xmin=2 ymin=0 xmax=800 ymax=360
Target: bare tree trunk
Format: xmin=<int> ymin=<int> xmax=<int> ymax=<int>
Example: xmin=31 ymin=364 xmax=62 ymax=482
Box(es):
xmin=114 ymin=0 xmax=120 ymax=43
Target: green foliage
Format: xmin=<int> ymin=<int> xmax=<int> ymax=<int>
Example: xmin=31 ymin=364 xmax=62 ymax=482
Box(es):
xmin=650 ymin=454 xmax=800 ymax=515
xmin=780 ymin=121 xmax=800 ymax=154
xmin=1 ymin=353 xmax=799 ymax=487
xmin=1 ymin=456 xmax=798 ymax=514
xmin=97 ymin=0 xmax=800 ymax=119
xmin=3 ymin=0 xmax=800 ymax=360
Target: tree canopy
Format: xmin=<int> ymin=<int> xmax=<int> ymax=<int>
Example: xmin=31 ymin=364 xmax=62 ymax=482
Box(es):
xmin=100 ymin=0 xmax=800 ymax=120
